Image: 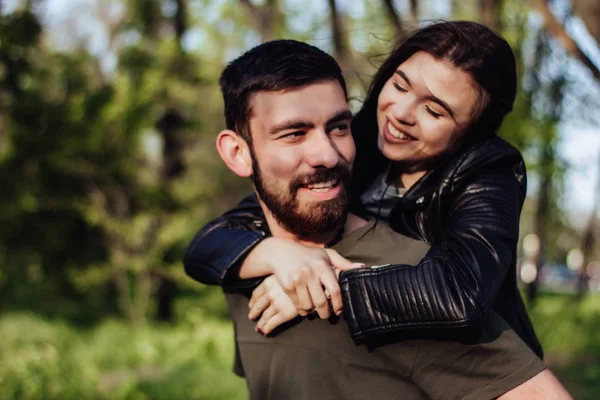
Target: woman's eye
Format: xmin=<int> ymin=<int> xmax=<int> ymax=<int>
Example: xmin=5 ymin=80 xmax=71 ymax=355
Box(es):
xmin=393 ymin=81 xmax=408 ymax=92
xmin=425 ymin=106 xmax=443 ymax=119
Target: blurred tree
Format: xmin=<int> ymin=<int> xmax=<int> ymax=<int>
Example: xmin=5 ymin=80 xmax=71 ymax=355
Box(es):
xmin=381 ymin=0 xmax=406 ymax=37
xmin=528 ymin=0 xmax=600 ymax=298
xmin=240 ymin=0 xmax=283 ymax=42
xmin=479 ymin=0 xmax=501 ymax=31
xmin=0 ymin=8 xmax=117 ymax=319
xmin=328 ymin=0 xmax=352 ymax=76
xmin=530 ymin=0 xmax=600 ymax=81
xmin=573 ymin=0 xmax=600 ymax=44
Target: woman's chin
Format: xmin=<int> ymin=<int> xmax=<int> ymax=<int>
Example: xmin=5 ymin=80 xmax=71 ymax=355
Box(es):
xmin=379 ymin=142 xmax=409 ymax=162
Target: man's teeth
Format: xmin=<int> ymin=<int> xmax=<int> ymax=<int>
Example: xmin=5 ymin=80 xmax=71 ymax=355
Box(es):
xmin=306 ymin=179 xmax=337 ymax=192
xmin=388 ymin=122 xmax=414 ymax=140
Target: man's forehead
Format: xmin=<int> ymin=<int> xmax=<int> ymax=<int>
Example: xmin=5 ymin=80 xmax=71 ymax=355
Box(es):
xmin=249 ymin=81 xmax=349 ymax=126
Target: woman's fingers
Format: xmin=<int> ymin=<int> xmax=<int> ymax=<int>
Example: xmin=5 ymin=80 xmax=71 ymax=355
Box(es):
xmin=260 ymin=313 xmax=286 ymax=335
xmin=248 ymin=283 xmax=265 ymax=309
xmin=324 ymin=248 xmax=354 ymax=269
xmin=307 ymin=278 xmax=330 ymax=319
xmin=319 ymin=271 xmax=343 ymax=316
xmin=258 ymin=301 xmax=300 ymax=335
xmin=248 ymin=293 xmax=270 ymax=320
xmin=256 ymin=305 xmax=278 ymax=332
xmin=295 ymin=284 xmax=313 ymax=316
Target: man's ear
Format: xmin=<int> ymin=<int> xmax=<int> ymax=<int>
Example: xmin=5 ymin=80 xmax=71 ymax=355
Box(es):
xmin=216 ymin=130 xmax=253 ymax=177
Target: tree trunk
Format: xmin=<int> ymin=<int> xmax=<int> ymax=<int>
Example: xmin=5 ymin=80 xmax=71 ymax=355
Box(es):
xmin=381 ymin=0 xmax=405 ymax=37
xmin=527 ymin=150 xmax=551 ymax=303
xmin=529 ymin=0 xmax=600 ymax=82
xmin=409 ymin=0 xmax=419 ymax=21
xmin=327 ymin=0 xmax=352 ymax=78
xmin=173 ymin=0 xmax=187 ymax=42
xmin=155 ymin=278 xmax=177 ymax=321
xmin=479 ymin=0 xmax=502 ymax=32
xmin=525 ymin=30 xmax=566 ymax=303
xmin=577 ymin=149 xmax=600 ymax=297
xmin=240 ymin=0 xmax=280 ymax=42
xmin=573 ymin=0 xmax=600 ymax=45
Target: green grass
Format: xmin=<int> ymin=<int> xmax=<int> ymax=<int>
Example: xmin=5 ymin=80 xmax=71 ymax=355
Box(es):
xmin=526 ymin=293 xmax=600 ymax=399
xmin=0 ymin=309 xmax=247 ymax=400
xmin=1 ymin=292 xmax=599 ymax=399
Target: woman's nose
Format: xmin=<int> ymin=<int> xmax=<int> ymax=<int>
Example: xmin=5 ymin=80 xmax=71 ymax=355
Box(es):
xmin=391 ymin=98 xmax=417 ymax=126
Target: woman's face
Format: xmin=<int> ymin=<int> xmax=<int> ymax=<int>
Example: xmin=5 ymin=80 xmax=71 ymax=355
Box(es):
xmin=377 ymin=51 xmax=481 ymax=169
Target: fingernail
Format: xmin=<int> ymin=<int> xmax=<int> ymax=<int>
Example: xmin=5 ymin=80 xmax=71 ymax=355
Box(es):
xmin=353 ymin=263 xmax=365 ymax=268
xmin=336 ymin=310 xmax=342 ymax=316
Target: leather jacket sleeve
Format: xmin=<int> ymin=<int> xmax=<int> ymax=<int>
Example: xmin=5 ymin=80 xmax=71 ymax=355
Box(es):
xmin=339 ymin=162 xmax=524 ymax=344
xmin=183 ymin=193 xmax=268 ymax=286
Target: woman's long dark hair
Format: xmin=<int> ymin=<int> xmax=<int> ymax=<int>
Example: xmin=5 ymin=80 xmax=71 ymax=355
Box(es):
xmin=351 ymin=21 xmax=517 ymax=196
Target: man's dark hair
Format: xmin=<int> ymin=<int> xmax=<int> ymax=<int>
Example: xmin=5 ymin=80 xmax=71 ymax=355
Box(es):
xmin=219 ymin=39 xmax=347 ymax=142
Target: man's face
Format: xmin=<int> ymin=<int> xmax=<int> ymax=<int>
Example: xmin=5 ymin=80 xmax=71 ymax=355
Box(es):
xmin=247 ymin=80 xmax=355 ymax=237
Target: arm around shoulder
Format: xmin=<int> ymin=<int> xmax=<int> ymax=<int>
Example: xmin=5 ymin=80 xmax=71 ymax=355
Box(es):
xmin=340 ymin=158 xmax=525 ymax=344
xmin=183 ymin=193 xmax=268 ymax=285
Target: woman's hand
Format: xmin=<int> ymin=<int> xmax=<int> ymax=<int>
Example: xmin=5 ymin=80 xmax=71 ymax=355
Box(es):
xmin=241 ymin=237 xmax=359 ymax=319
xmin=249 ymin=275 xmax=299 ymax=335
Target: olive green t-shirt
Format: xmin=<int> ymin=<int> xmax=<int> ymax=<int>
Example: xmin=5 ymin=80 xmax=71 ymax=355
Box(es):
xmin=225 ymin=221 xmax=545 ymax=400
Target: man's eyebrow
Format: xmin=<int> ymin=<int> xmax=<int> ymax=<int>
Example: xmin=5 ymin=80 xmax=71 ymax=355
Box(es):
xmin=269 ymin=110 xmax=352 ymax=135
xmin=326 ymin=110 xmax=353 ymax=126
xmin=269 ymin=120 xmax=315 ymax=135
xmin=425 ymin=95 xmax=456 ymax=120
xmin=394 ymin=69 xmax=411 ymax=86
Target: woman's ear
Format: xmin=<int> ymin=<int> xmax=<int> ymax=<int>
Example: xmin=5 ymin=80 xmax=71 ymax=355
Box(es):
xmin=216 ymin=130 xmax=253 ymax=177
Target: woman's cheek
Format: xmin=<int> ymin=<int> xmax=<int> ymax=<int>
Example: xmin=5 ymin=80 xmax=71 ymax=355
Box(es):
xmin=420 ymin=120 xmax=455 ymax=155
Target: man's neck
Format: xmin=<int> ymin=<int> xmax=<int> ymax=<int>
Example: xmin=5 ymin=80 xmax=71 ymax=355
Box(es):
xmin=259 ymin=203 xmax=367 ymax=248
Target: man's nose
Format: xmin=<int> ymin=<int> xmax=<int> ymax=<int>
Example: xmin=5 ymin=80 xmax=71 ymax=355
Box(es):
xmin=305 ymin=131 xmax=340 ymax=169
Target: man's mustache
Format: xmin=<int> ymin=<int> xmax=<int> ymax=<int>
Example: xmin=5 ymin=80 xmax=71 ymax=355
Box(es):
xmin=289 ymin=165 xmax=352 ymax=193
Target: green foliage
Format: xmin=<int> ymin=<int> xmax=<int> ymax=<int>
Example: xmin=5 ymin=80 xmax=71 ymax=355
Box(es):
xmin=527 ymin=294 xmax=600 ymax=399
xmin=0 ymin=311 xmax=246 ymax=400
xmin=2 ymin=294 xmax=600 ymax=399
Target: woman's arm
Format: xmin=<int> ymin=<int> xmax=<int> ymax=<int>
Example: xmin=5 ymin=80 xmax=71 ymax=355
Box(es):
xmin=183 ymin=192 xmax=351 ymax=317
xmin=183 ymin=193 xmax=267 ymax=285
xmin=339 ymin=164 xmax=524 ymax=344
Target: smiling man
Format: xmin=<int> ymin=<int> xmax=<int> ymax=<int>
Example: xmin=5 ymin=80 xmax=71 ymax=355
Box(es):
xmin=199 ymin=39 xmax=568 ymax=400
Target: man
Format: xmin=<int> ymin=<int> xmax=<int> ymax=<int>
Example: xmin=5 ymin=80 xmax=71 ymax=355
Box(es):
xmin=203 ymin=39 xmax=570 ymax=400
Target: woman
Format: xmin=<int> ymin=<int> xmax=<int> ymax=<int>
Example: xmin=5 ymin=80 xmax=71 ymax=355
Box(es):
xmin=185 ymin=21 xmax=543 ymax=358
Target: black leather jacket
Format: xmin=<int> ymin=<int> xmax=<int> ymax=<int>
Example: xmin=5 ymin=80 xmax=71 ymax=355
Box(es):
xmin=184 ymin=136 xmax=543 ymax=359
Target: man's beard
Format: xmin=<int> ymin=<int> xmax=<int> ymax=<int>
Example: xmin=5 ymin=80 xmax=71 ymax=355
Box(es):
xmin=251 ymin=156 xmax=351 ymax=238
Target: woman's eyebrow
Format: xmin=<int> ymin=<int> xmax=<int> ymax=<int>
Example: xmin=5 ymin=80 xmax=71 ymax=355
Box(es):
xmin=396 ymin=68 xmax=457 ymax=120
xmin=394 ymin=69 xmax=411 ymax=86
xmin=426 ymin=95 xmax=456 ymax=120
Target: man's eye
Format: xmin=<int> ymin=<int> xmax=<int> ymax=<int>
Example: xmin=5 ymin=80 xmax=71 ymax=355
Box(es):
xmin=330 ymin=123 xmax=350 ymax=135
xmin=425 ymin=106 xmax=443 ymax=119
xmin=281 ymin=131 xmax=305 ymax=140
xmin=393 ymin=81 xmax=408 ymax=92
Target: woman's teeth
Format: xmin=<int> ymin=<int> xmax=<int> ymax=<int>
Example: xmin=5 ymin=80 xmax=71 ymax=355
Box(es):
xmin=307 ymin=179 xmax=337 ymax=192
xmin=388 ymin=122 xmax=415 ymax=140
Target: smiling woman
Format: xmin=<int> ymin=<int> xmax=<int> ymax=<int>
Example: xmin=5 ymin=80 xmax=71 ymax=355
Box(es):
xmin=376 ymin=52 xmax=480 ymax=188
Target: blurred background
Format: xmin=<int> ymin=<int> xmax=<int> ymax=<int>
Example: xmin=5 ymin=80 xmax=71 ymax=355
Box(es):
xmin=0 ymin=0 xmax=599 ymax=399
